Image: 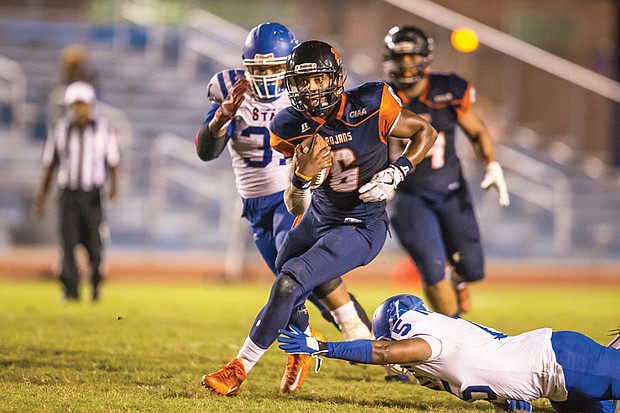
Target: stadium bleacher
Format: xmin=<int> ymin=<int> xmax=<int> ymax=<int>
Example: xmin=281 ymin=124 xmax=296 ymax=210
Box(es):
xmin=0 ymin=8 xmax=619 ymax=275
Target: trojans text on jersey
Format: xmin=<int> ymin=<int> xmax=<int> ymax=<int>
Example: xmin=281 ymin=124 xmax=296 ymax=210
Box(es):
xmin=324 ymin=132 xmax=353 ymax=146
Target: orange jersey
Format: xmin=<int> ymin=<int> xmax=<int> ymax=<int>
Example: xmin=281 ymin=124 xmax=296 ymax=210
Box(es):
xmin=269 ymin=81 xmax=402 ymax=224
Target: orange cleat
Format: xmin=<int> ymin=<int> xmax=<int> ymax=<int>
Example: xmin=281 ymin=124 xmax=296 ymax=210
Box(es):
xmin=279 ymin=353 xmax=312 ymax=393
xmin=201 ymin=358 xmax=247 ymax=396
xmin=279 ymin=328 xmax=325 ymax=393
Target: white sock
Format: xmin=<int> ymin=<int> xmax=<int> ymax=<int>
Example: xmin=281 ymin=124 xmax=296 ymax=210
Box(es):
xmin=236 ymin=337 xmax=267 ymax=372
xmin=330 ymin=300 xmax=358 ymax=325
xmin=454 ymin=281 xmax=468 ymax=291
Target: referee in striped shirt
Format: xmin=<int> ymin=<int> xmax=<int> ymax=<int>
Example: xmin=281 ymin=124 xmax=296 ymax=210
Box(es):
xmin=32 ymin=81 xmax=120 ymax=302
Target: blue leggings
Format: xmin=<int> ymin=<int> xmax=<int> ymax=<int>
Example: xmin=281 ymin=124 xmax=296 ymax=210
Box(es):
xmin=243 ymin=192 xmax=343 ymax=335
xmin=390 ymin=189 xmax=484 ymax=286
xmin=249 ymin=210 xmax=387 ymax=349
xmin=550 ymin=331 xmax=619 ymax=412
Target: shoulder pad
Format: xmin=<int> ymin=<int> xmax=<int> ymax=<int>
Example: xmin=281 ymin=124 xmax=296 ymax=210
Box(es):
xmin=431 ymin=73 xmax=468 ymax=96
xmin=341 ymin=81 xmax=391 ymax=119
xmin=349 ymin=81 xmax=385 ymax=94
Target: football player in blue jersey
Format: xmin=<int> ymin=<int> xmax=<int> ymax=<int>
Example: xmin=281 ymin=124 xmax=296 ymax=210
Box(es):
xmin=383 ymin=26 xmax=510 ymax=317
xmin=279 ymin=294 xmax=620 ymax=413
xmin=196 ymin=22 xmax=377 ymax=395
xmin=201 ymin=40 xmax=437 ymax=396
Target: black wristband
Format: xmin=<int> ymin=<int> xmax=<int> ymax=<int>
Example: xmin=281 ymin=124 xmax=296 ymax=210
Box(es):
xmin=393 ymin=156 xmax=413 ymax=177
xmin=292 ymin=173 xmax=312 ymax=190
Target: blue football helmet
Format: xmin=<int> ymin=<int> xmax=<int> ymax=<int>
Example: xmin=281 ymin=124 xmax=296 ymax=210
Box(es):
xmin=372 ymin=294 xmax=429 ymax=340
xmin=242 ymin=22 xmax=298 ymax=101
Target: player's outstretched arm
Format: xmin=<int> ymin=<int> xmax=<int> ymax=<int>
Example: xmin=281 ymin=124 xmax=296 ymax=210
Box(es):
xmin=481 ymin=161 xmax=510 ymax=206
xmin=196 ymin=77 xmax=249 ymax=161
xmin=459 ymin=107 xmax=510 ymax=206
xmin=278 ymin=326 xmax=431 ymax=365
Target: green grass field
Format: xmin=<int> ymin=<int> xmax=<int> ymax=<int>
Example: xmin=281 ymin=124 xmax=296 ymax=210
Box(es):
xmin=0 ymin=279 xmax=618 ymax=412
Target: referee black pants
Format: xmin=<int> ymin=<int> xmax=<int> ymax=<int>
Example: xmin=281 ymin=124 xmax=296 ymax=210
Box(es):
xmin=58 ymin=189 xmax=104 ymax=299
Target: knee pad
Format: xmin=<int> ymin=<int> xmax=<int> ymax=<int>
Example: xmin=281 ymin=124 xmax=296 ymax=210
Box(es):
xmin=274 ymin=273 xmax=302 ymax=299
xmin=418 ymin=260 xmax=448 ymax=286
xmin=453 ymin=260 xmax=484 ymax=283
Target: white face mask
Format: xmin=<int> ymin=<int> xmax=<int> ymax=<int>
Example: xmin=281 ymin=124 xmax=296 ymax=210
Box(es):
xmin=243 ymin=59 xmax=287 ymax=101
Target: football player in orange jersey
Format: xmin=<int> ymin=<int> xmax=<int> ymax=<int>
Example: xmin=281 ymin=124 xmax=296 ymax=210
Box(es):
xmin=196 ymin=23 xmax=384 ymax=395
xmin=383 ymin=26 xmax=510 ymax=317
xmin=201 ymin=39 xmax=436 ymax=396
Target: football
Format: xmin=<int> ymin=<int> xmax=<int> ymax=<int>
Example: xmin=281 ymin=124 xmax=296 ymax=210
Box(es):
xmin=298 ymin=134 xmax=331 ymax=188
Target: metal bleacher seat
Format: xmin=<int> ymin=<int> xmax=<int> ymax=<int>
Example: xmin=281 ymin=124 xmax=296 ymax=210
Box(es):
xmin=1 ymin=6 xmax=619 ymax=271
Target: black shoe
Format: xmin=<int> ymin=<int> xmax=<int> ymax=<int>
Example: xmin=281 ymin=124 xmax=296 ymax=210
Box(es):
xmin=61 ymin=292 xmax=80 ymax=303
xmin=92 ymin=285 xmax=100 ymax=302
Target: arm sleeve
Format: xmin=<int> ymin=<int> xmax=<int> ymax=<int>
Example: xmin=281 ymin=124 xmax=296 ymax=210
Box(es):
xmin=324 ymin=340 xmax=373 ymax=364
xmin=196 ymin=69 xmax=244 ymax=161
xmin=284 ymin=185 xmax=311 ymax=217
xmin=195 ymin=104 xmax=231 ymax=161
xmin=283 ymin=162 xmax=311 ymax=216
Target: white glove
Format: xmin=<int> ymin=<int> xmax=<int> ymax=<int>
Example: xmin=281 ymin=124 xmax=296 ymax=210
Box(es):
xmin=358 ymin=165 xmax=405 ymax=203
xmin=481 ymin=161 xmax=510 ymax=207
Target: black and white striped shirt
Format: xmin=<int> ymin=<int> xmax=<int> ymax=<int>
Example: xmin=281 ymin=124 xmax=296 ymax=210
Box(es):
xmin=42 ymin=115 xmax=120 ymax=191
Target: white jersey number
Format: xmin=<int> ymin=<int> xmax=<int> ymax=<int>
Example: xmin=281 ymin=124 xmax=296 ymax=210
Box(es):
xmin=236 ymin=125 xmax=282 ymax=168
xmin=328 ymin=148 xmax=359 ymax=192
xmin=426 ymin=131 xmax=446 ymax=169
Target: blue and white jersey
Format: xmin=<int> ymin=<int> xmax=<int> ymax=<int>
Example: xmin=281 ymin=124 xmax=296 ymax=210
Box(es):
xmin=391 ymin=309 xmax=568 ymax=404
xmin=205 ymin=69 xmax=289 ymax=199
